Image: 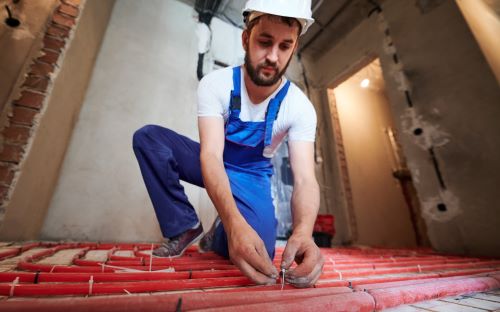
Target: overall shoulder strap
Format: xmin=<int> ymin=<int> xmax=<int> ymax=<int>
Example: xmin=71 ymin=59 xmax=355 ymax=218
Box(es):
xmin=264 ymin=80 xmax=291 ymax=146
xmin=229 ymin=66 xmax=241 ymax=111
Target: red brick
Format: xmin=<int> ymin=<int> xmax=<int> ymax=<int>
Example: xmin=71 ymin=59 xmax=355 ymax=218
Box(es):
xmin=23 ymin=75 xmax=50 ymax=93
xmin=0 ymin=186 xmax=10 ymax=198
xmin=0 ymin=166 xmax=15 ymax=186
xmin=29 ymin=62 xmax=55 ymax=77
xmin=0 ymin=145 xmax=24 ymax=163
xmin=58 ymin=3 xmax=79 ymax=17
xmin=30 ymin=61 xmax=55 ymax=77
xmin=37 ymin=49 xmax=60 ymax=65
xmin=43 ymin=36 xmax=66 ymax=52
xmin=62 ymin=0 xmax=81 ymax=7
xmin=52 ymin=12 xmax=75 ymax=28
xmin=2 ymin=125 xmax=31 ymax=145
xmin=14 ymin=91 xmax=45 ymax=109
xmin=47 ymin=24 xmax=70 ymax=39
xmin=10 ymin=107 xmax=38 ymax=126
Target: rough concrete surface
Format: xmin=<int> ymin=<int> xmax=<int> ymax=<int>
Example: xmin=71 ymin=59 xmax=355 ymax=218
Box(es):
xmin=304 ymin=0 xmax=500 ymax=256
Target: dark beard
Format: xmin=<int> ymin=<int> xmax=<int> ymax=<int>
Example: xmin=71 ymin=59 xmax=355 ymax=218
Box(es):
xmin=244 ymin=53 xmax=292 ymax=87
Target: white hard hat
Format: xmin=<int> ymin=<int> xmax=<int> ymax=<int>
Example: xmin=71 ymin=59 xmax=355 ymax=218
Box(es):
xmin=242 ymin=0 xmax=315 ymax=36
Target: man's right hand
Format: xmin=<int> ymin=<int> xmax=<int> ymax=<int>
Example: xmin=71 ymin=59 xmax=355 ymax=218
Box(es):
xmin=227 ymin=219 xmax=278 ymax=285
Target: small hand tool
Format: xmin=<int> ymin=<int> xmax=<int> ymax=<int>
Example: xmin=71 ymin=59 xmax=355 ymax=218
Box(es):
xmin=280 ymin=268 xmax=286 ymax=290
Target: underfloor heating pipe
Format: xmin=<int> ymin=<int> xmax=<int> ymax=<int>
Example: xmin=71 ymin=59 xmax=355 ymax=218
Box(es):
xmin=0 ymin=276 xmax=254 ymax=297
xmin=369 ymin=276 xmax=500 ymax=310
xmin=17 ymin=261 xmax=237 ymax=272
xmin=0 ymin=286 xmax=355 ymax=312
xmin=0 ymin=270 xmax=243 ymax=283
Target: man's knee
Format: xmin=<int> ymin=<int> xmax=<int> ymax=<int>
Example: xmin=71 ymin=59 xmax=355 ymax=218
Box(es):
xmin=133 ymin=125 xmax=174 ymax=149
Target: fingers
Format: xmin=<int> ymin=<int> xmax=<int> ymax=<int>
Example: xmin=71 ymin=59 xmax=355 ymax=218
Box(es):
xmin=232 ymin=256 xmax=276 ymax=285
xmin=286 ymin=258 xmax=323 ymax=288
xmin=281 ymin=241 xmax=299 ymax=270
xmin=239 ymin=242 xmax=278 ymax=279
xmin=283 ymin=240 xmax=324 ymax=288
xmin=256 ymin=241 xmax=279 ymax=277
xmin=229 ymin=234 xmax=277 ymax=284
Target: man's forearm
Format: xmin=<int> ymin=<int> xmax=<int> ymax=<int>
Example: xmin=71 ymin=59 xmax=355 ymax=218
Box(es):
xmin=200 ymin=153 xmax=246 ymax=231
xmin=290 ymin=178 xmax=320 ymax=236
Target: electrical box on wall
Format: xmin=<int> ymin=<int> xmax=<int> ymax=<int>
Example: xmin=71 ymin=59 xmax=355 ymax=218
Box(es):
xmin=199 ymin=16 xmax=245 ymax=77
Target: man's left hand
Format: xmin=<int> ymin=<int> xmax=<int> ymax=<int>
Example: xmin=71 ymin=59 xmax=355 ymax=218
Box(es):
xmin=281 ymin=233 xmax=324 ymax=288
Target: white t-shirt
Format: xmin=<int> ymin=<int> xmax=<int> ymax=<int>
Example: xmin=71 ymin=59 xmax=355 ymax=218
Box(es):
xmin=197 ymin=66 xmax=317 ymax=158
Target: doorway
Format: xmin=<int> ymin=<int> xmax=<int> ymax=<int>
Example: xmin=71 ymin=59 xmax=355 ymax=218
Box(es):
xmin=328 ymin=58 xmax=428 ymax=248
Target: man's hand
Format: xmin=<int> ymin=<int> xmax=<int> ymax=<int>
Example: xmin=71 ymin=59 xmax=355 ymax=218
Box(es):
xmin=281 ymin=233 xmax=324 ymax=288
xmin=227 ymin=219 xmax=278 ymax=285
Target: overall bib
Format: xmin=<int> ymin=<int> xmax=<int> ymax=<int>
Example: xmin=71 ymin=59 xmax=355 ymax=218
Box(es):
xmin=133 ymin=66 xmax=290 ymax=259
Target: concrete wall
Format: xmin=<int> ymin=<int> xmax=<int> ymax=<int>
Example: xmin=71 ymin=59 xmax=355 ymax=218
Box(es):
xmin=305 ymin=0 xmax=500 ymax=256
xmin=456 ymin=0 xmax=500 ymax=84
xmin=41 ymin=0 xmax=245 ymax=242
xmin=331 ymin=60 xmax=417 ymax=248
xmin=0 ymin=0 xmax=115 ymax=239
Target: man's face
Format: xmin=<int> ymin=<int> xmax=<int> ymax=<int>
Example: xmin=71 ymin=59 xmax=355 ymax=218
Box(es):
xmin=243 ymin=15 xmax=299 ymax=87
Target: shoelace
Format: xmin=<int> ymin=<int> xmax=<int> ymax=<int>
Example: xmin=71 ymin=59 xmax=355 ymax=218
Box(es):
xmin=159 ymin=238 xmax=180 ymax=255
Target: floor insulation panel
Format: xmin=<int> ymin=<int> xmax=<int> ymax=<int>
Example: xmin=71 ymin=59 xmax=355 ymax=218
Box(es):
xmin=0 ymin=242 xmax=498 ymax=311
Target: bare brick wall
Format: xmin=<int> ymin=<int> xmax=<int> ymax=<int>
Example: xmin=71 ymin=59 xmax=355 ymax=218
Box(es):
xmin=0 ymin=0 xmax=82 ymax=215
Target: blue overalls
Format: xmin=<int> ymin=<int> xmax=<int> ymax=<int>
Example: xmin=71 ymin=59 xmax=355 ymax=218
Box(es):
xmin=133 ymin=66 xmax=291 ymax=259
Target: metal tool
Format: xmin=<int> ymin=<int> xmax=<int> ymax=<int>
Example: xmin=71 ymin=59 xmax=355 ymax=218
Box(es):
xmin=280 ymin=268 xmax=286 ymax=290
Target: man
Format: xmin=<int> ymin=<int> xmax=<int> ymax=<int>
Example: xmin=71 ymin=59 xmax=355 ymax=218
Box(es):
xmin=133 ymin=0 xmax=324 ymax=287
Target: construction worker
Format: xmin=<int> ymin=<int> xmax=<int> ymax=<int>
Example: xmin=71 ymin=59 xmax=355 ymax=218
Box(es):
xmin=132 ymin=0 xmax=324 ymax=287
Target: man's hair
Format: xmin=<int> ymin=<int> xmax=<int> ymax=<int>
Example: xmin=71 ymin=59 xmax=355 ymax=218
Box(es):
xmin=244 ymin=14 xmax=302 ymax=37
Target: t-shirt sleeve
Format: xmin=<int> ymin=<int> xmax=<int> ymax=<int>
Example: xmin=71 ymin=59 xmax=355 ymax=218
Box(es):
xmin=288 ymin=95 xmax=317 ymax=142
xmin=197 ymin=74 xmax=225 ymax=118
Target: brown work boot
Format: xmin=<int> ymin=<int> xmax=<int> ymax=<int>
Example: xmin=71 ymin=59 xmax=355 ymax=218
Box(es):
xmin=153 ymin=223 xmax=204 ymax=258
xmin=199 ymin=217 xmax=221 ymax=253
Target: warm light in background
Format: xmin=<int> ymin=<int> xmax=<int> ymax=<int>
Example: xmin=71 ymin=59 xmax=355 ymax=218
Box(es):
xmin=360 ymin=78 xmax=370 ymax=88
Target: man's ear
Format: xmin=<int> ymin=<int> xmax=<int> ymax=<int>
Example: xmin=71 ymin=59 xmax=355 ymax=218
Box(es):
xmin=242 ymin=29 xmax=249 ymax=51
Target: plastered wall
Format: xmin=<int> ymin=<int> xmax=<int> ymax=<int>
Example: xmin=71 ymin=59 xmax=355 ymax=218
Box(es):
xmin=305 ymin=0 xmax=500 ymax=256
xmin=41 ymin=0 xmax=245 ymax=242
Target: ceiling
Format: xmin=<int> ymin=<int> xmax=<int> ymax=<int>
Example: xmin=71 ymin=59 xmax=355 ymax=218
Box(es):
xmin=178 ymin=0 xmax=382 ymax=58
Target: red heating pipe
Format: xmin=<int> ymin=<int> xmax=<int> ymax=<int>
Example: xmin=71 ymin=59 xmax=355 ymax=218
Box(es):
xmin=0 ymin=276 xmax=254 ymax=297
xmin=18 ymin=261 xmax=237 ymax=272
xmin=0 ymin=269 xmax=244 ymax=283
xmin=353 ymin=272 xmax=496 ymax=291
xmin=349 ymin=273 xmax=442 ymax=286
xmin=439 ymin=268 xmax=499 ymax=278
xmin=312 ymin=280 xmax=350 ymax=288
xmin=0 ymin=286 xmax=354 ymax=312
xmin=369 ymin=276 xmax=500 ymax=310
xmin=73 ymin=258 xmax=232 ymax=267
xmin=0 ymin=248 xmax=20 ymax=260
xmin=194 ymin=291 xmax=376 ymax=312
xmin=349 ymin=269 xmax=499 ymax=287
